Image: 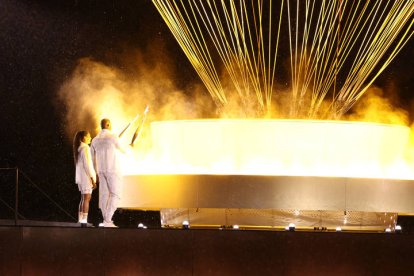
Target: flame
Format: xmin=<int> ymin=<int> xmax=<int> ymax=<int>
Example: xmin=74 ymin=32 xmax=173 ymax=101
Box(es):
xmin=57 ymin=53 xmax=414 ymax=181
xmin=121 ymin=119 xmax=414 ymax=180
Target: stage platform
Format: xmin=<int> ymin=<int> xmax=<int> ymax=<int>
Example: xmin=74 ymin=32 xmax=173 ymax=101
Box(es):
xmin=1 ymin=226 xmax=414 ymax=275
xmin=121 ymin=174 xmax=414 ymax=231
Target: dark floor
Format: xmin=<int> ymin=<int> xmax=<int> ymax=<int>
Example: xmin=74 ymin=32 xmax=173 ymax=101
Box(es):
xmin=1 ymin=225 xmax=414 ymax=275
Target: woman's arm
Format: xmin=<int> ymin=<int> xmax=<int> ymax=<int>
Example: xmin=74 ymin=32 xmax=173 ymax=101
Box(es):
xmin=82 ymin=146 xmax=97 ymax=184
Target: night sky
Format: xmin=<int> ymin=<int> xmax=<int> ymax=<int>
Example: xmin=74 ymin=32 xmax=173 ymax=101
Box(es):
xmin=0 ymin=0 xmax=413 ymax=222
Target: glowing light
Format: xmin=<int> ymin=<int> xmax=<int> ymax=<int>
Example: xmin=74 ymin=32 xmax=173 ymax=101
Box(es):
xmin=182 ymin=220 xmax=190 ymax=229
xmin=122 ymin=119 xmax=414 ymax=179
xmin=152 ymin=0 xmax=413 ymax=118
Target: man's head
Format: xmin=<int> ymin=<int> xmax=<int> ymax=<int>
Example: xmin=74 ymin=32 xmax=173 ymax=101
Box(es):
xmin=101 ymin=118 xmax=112 ymax=130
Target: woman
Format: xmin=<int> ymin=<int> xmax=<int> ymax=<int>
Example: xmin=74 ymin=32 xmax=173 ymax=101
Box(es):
xmin=73 ymin=130 xmax=97 ymax=224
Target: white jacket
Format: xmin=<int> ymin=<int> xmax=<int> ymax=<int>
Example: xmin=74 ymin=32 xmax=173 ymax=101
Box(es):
xmin=75 ymin=142 xmax=96 ymax=184
xmin=91 ymin=129 xmax=125 ymax=174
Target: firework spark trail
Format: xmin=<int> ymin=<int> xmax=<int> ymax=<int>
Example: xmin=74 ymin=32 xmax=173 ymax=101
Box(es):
xmin=288 ymin=0 xmax=341 ymax=116
xmin=153 ymin=0 xmax=413 ymax=119
xmin=335 ymin=0 xmax=414 ymax=115
xmin=153 ymin=0 xmax=225 ymax=105
xmin=308 ymin=0 xmax=347 ymax=117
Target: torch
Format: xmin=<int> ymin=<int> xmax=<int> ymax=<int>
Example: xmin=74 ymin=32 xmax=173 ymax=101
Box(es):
xmin=130 ymin=105 xmax=150 ymax=146
xmin=119 ymin=113 xmax=140 ymax=138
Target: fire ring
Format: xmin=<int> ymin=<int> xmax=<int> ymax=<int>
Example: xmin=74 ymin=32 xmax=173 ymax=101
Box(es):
xmin=120 ymin=120 xmax=414 ymax=231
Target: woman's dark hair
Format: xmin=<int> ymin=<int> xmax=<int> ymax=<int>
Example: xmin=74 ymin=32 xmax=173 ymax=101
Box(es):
xmin=73 ymin=131 xmax=89 ymax=165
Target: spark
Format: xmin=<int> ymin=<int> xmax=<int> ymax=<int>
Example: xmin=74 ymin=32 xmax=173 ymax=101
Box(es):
xmin=152 ymin=0 xmax=413 ymax=118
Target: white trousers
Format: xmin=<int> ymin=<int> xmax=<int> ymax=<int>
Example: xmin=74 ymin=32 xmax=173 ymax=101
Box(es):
xmin=98 ymin=172 xmax=122 ymax=223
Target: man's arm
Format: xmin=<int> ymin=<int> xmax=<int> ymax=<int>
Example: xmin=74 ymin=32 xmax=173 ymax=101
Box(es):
xmin=113 ymin=136 xmax=127 ymax=154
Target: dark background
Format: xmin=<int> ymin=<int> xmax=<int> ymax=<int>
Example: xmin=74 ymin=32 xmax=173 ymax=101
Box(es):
xmin=0 ymin=0 xmax=413 ymax=223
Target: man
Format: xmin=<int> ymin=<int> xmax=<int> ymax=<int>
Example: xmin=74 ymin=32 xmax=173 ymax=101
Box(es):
xmin=91 ymin=118 xmax=126 ymax=228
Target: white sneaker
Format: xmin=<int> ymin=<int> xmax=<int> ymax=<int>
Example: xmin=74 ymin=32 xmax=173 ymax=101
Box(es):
xmin=79 ymin=219 xmax=88 ymax=224
xmin=104 ymin=221 xmax=118 ymax=228
xmin=98 ymin=222 xmax=105 ymax=227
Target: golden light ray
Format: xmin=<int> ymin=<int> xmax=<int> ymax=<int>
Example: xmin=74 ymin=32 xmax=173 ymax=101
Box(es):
xmin=152 ymin=0 xmax=413 ymax=118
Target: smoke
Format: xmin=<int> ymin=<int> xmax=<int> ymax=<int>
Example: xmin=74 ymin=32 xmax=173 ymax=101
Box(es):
xmin=57 ymin=42 xmax=410 ymax=153
xmin=57 ymin=47 xmax=215 ymax=144
xmin=215 ymin=60 xmax=293 ymax=119
xmin=345 ymin=86 xmax=409 ymax=125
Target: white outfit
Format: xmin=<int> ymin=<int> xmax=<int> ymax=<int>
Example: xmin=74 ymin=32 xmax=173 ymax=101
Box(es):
xmin=75 ymin=142 xmax=96 ymax=194
xmin=91 ymin=129 xmax=125 ymax=223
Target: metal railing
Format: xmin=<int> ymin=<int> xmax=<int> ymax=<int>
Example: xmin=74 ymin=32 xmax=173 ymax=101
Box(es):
xmin=0 ymin=167 xmax=76 ymax=225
